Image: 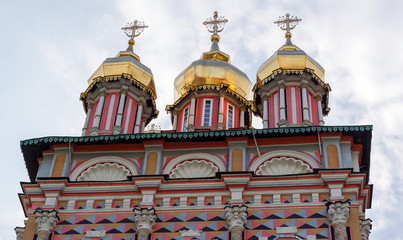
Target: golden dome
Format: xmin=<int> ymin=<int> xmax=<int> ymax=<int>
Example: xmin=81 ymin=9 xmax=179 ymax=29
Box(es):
xmin=256 ymin=44 xmax=325 ymax=84
xmin=85 ymin=51 xmax=156 ymax=98
xmin=174 ymin=41 xmax=252 ymax=102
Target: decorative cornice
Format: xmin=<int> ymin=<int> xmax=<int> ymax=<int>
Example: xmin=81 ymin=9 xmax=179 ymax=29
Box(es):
xmin=224 ymin=205 xmax=248 ymax=230
xmin=21 ymin=125 xmax=373 ymax=146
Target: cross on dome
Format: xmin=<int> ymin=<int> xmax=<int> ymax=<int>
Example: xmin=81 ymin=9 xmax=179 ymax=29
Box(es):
xmin=121 ymin=20 xmax=148 ymax=50
xmin=203 ymin=11 xmax=228 ymax=42
xmin=274 ymin=13 xmax=302 ymax=45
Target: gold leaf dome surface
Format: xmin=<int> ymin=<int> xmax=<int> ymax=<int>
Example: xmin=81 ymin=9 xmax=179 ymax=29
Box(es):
xmin=86 ymin=51 xmax=156 ymax=98
xmin=257 ymin=44 xmax=325 ymax=83
xmin=174 ymin=46 xmax=252 ymax=101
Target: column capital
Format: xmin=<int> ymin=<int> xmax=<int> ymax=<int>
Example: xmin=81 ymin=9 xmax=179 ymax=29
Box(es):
xmin=224 ymin=205 xmax=248 ymax=231
xmin=326 ymin=201 xmax=350 ymax=225
xmin=360 ymin=218 xmax=372 ymax=240
xmin=34 ymin=210 xmax=59 ymax=236
xmin=300 ymin=80 xmax=309 ymax=88
xmin=219 ymin=89 xmax=227 ymax=97
xmin=277 ymin=80 xmax=286 ymax=89
xmin=189 ymin=92 xmax=198 ymax=99
xmin=14 ymin=227 xmax=25 ymax=240
xmin=172 ymin=109 xmax=180 ymax=116
xmin=314 ymin=93 xmax=322 ymax=101
xmin=133 ymin=207 xmax=157 ymax=233
xmin=137 ymin=98 xmax=146 ymax=106
xmin=99 ymin=88 xmax=107 ymax=96
xmin=261 ymin=91 xmax=270 ymax=99
xmin=120 ymin=86 xmax=129 ymax=95
xmin=87 ymin=101 xmax=95 ymax=109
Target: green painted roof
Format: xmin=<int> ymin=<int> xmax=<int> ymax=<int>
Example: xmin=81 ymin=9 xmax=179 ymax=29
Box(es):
xmin=20 ymin=125 xmax=372 ymax=182
xmin=21 ymin=125 xmax=372 ymax=146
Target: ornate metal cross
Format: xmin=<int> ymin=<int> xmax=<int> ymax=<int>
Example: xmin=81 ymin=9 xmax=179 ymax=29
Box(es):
xmin=203 ymin=11 xmax=228 ymax=35
xmin=274 ymin=13 xmax=302 ymax=36
xmin=121 ymin=20 xmax=148 ymax=41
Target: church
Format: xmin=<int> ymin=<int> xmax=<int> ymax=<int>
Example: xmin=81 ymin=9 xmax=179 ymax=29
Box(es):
xmin=15 ymin=12 xmax=373 ymax=240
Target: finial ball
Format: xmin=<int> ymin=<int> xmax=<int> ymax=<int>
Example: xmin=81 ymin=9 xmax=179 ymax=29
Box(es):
xmin=211 ymin=34 xmax=220 ymax=42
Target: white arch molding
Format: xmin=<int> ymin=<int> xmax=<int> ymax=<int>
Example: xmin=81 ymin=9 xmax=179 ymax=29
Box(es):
xmin=163 ymin=153 xmax=226 ymax=177
xmin=70 ymin=156 xmax=139 ymax=181
xmin=249 ymin=150 xmax=319 ymax=173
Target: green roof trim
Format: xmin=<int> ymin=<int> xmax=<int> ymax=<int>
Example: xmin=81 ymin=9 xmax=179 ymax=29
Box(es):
xmin=21 ymin=125 xmax=372 ymax=146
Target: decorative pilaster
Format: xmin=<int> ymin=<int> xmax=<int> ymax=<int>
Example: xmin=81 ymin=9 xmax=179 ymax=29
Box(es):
xmin=134 ymin=207 xmax=157 ymax=240
xmin=300 ymin=80 xmax=310 ymax=124
xmin=188 ymin=93 xmax=197 ymax=131
xmin=315 ymin=94 xmax=324 ymax=126
xmin=14 ymin=227 xmax=25 ymax=240
xmin=91 ymin=88 xmax=107 ymax=134
xmin=134 ymin=99 xmax=146 ymax=133
xmin=113 ymin=87 xmax=128 ymax=134
xmin=172 ymin=109 xmax=179 ymax=131
xmin=82 ymin=102 xmax=94 ymax=136
xmin=217 ymin=92 xmax=225 ymax=130
xmin=239 ymin=107 xmax=245 ymax=128
xmin=326 ymin=201 xmax=350 ymax=240
xmin=262 ymin=92 xmax=269 ymax=128
xmin=360 ymin=218 xmax=372 ymax=240
xmin=278 ymin=82 xmax=287 ymax=127
xmin=34 ymin=210 xmax=59 ymax=240
xmin=225 ymin=205 xmax=248 ymax=240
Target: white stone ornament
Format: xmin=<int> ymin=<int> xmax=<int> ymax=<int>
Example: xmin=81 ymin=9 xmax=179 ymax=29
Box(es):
xmin=34 ymin=210 xmax=59 ymax=235
xmin=14 ymin=227 xmax=25 ymax=240
xmin=170 ymin=160 xmax=218 ymax=178
xmin=134 ymin=207 xmax=157 ymax=232
xmin=180 ymin=229 xmax=202 ymax=237
xmin=360 ymin=218 xmax=372 ymax=240
xmin=85 ymin=230 xmax=106 ymax=237
xmin=77 ymin=162 xmax=130 ymax=181
xmin=225 ymin=205 xmax=248 ymax=230
xmin=256 ymin=157 xmax=312 ymax=175
xmin=327 ymin=201 xmax=350 ymax=225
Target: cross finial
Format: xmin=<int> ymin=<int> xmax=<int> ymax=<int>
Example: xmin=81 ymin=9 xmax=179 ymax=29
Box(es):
xmin=121 ymin=20 xmax=148 ymax=51
xmin=274 ymin=13 xmax=302 ymax=45
xmin=203 ymin=11 xmax=228 ymax=42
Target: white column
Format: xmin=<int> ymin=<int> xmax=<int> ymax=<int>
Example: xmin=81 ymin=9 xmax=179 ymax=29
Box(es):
xmin=239 ymin=108 xmax=245 ymax=128
xmin=134 ymin=99 xmax=145 ymax=133
xmin=81 ymin=102 xmax=93 ymax=136
xmin=218 ymin=94 xmax=225 ymax=129
xmin=188 ymin=94 xmax=196 ymax=131
xmin=300 ymin=81 xmax=310 ymax=124
xmin=360 ymin=218 xmax=372 ymax=240
xmin=91 ymin=89 xmax=106 ymax=130
xmin=141 ymin=116 xmax=146 ymax=133
xmin=262 ymin=92 xmax=269 ymax=128
xmin=15 ymin=227 xmax=25 ymax=240
xmin=133 ymin=207 xmax=157 ymax=240
xmin=172 ymin=110 xmax=178 ymax=131
xmin=113 ymin=87 xmax=127 ymax=134
xmin=104 ymin=94 xmax=116 ymax=130
xmin=327 ymin=201 xmax=350 ymax=240
xmin=225 ymin=205 xmax=248 ymax=239
xmin=278 ymin=82 xmax=287 ymax=127
xmin=34 ymin=210 xmax=59 ymax=240
xmin=316 ymin=95 xmax=324 ymax=125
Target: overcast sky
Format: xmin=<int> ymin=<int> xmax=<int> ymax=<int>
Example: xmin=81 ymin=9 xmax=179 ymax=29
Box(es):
xmin=1 ymin=0 xmax=402 ymax=239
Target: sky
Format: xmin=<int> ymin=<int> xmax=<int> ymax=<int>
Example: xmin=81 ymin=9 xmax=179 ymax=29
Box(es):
xmin=1 ymin=0 xmax=402 ymax=239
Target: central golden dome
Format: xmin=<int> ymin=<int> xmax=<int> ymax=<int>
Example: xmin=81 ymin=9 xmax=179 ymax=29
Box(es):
xmin=174 ymin=39 xmax=252 ymax=102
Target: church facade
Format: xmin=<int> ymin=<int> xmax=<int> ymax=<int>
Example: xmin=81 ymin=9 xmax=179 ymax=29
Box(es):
xmin=16 ymin=12 xmax=373 ymax=240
